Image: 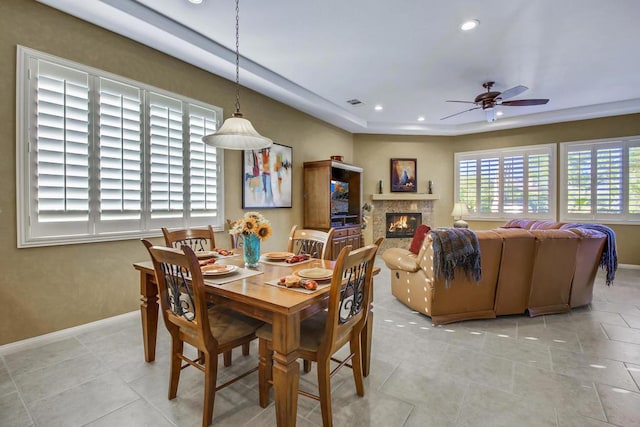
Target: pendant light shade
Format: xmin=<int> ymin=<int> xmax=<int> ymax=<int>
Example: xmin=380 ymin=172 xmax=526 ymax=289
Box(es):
xmin=202 ymin=112 xmax=272 ymax=150
xmin=202 ymin=0 xmax=272 ymax=150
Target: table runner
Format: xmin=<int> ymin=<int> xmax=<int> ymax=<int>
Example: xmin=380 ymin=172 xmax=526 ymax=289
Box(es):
xmin=264 ymin=278 xmax=331 ymax=294
xmin=204 ymin=267 xmax=263 ymax=285
xmin=259 ymin=256 xmax=314 ymax=267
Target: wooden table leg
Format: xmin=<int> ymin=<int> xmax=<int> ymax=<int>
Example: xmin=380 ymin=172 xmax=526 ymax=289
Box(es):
xmin=271 ymin=312 xmax=300 ymax=427
xmin=140 ymin=270 xmax=159 ymax=362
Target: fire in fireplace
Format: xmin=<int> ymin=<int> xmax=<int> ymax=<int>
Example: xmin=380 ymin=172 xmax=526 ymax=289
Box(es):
xmin=386 ymin=213 xmax=422 ymax=238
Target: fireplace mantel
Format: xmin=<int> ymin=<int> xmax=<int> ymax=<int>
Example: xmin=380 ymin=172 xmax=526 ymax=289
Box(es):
xmin=371 ymin=193 xmax=439 ymax=201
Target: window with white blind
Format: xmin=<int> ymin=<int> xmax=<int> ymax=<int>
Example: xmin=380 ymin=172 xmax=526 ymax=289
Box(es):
xmin=454 ymin=144 xmax=556 ymax=220
xmin=17 ymin=46 xmax=224 ymax=247
xmin=560 ymin=137 xmax=640 ymax=223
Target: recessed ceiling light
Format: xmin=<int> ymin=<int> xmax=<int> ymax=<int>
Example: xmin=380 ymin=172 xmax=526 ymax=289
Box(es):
xmin=461 ymin=19 xmax=479 ymax=31
xmin=188 ymin=0 xmax=203 ymax=4
xmin=417 ymin=116 xmax=425 ymax=122
xmin=374 ymin=105 xmax=383 ymax=111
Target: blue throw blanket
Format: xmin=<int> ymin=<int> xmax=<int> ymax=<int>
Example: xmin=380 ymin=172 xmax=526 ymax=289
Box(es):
xmin=431 ymin=228 xmax=482 ymax=287
xmin=565 ymin=223 xmax=618 ymax=286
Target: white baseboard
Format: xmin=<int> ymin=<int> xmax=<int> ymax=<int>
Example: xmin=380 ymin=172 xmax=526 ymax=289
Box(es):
xmin=0 ymin=311 xmax=139 ymax=356
xmin=619 ymin=264 xmax=640 ymax=270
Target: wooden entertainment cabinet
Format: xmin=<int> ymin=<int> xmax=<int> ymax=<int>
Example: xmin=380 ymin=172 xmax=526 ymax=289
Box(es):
xmin=303 ymin=160 xmax=363 ymax=259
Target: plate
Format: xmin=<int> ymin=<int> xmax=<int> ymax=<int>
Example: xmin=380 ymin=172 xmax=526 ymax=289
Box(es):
xmin=195 ymin=251 xmax=218 ymax=259
xmin=296 ymin=268 xmax=333 ymax=281
xmin=201 ymin=264 xmax=238 ymax=276
xmin=264 ymin=252 xmax=295 ymax=260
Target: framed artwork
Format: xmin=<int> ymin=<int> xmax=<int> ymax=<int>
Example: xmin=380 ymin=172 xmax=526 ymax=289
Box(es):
xmin=242 ymin=143 xmax=293 ymax=208
xmin=390 ymin=158 xmax=417 ymax=192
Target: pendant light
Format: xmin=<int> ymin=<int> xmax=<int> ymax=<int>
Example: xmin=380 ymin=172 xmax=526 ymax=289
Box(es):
xmin=202 ymin=0 xmax=272 ymax=150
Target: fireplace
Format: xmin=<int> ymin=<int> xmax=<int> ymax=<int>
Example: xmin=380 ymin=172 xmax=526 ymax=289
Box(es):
xmin=386 ymin=213 xmax=422 ymax=238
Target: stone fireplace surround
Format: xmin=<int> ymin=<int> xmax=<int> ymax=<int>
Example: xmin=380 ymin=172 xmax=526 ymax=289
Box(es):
xmin=371 ymin=194 xmax=438 ymax=253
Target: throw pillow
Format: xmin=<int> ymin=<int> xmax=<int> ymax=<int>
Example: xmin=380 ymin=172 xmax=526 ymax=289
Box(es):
xmin=409 ymin=224 xmax=431 ymax=254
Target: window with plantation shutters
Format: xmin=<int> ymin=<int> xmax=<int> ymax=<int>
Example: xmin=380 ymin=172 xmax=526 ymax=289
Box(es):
xmin=561 ymin=137 xmax=640 ymax=223
xmin=455 ymin=144 xmax=556 ymax=220
xmin=17 ymin=47 xmax=224 ymax=247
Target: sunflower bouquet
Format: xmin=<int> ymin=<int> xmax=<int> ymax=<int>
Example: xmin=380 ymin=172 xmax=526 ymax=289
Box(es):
xmin=229 ymin=211 xmax=272 ymax=241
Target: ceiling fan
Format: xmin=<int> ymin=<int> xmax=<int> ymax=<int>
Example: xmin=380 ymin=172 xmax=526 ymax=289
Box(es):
xmin=441 ymin=82 xmax=549 ymax=122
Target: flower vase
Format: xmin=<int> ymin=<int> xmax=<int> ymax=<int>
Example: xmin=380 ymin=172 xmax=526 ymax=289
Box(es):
xmin=243 ymin=233 xmax=260 ymax=268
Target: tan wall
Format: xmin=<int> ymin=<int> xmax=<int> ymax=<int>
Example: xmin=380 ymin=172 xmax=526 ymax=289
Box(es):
xmin=0 ymin=0 xmax=352 ymax=345
xmin=354 ymin=114 xmax=640 ymax=265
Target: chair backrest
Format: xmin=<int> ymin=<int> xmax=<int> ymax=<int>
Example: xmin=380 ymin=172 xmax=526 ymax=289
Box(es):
xmin=227 ymin=219 xmax=243 ymax=249
xmin=162 ymin=226 xmax=216 ymax=252
xmin=320 ymin=244 xmax=379 ymax=355
xmin=141 ymin=239 xmax=214 ymax=347
xmin=287 ymin=225 xmax=335 ymax=260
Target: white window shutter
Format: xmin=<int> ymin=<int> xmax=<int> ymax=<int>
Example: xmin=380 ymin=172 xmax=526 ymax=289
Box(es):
xmin=503 ymin=155 xmax=524 ymax=214
xmin=527 ymin=153 xmax=551 ymax=214
xmin=149 ymin=92 xmax=184 ymax=219
xmin=97 ymin=78 xmax=143 ymax=231
xmin=479 ymin=157 xmax=500 ymax=214
xmin=188 ymin=104 xmax=219 ymax=219
xmin=31 ymin=59 xmax=91 ymax=239
xmin=629 ymin=145 xmax=640 ymax=215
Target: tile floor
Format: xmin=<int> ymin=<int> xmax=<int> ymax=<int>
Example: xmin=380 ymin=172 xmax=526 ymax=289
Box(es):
xmin=1 ymin=260 xmax=640 ymax=427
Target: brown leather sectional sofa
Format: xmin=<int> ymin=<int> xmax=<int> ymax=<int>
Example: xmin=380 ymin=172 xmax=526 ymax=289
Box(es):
xmin=382 ymin=220 xmax=607 ymax=325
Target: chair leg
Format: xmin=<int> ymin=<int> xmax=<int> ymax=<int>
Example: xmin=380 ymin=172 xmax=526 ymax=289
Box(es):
xmin=169 ymin=338 xmax=184 ymax=399
xmin=203 ymin=351 xmax=218 ymax=427
xmin=350 ymin=337 xmax=365 ymax=396
xmin=223 ymin=350 xmax=232 ymax=367
xmin=303 ymin=359 xmax=312 ymax=373
xmin=258 ymin=339 xmax=273 ymax=408
xmin=317 ymin=359 xmax=333 ymax=427
xmin=242 ymin=342 xmax=250 ymax=356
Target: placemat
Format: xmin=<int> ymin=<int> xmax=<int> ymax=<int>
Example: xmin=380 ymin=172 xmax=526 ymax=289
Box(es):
xmin=259 ymin=256 xmax=314 ymax=267
xmin=204 ymin=268 xmax=263 ymax=285
xmin=264 ymin=278 xmax=331 ymax=294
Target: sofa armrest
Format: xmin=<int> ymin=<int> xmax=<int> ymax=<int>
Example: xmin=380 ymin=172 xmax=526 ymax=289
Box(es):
xmin=382 ymin=248 xmax=421 ymax=272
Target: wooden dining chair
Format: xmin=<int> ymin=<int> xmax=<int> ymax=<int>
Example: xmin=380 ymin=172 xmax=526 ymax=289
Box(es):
xmin=287 ymin=225 xmax=335 ymax=260
xmin=162 ymin=226 xmax=217 ymax=251
xmin=257 ymin=243 xmax=379 ymax=427
xmin=161 ymin=226 xmax=249 ymax=363
xmin=142 ymin=240 xmax=262 ymax=427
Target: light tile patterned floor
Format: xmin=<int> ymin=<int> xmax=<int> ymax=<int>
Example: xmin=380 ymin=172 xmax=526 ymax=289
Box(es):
xmin=1 ymin=260 xmax=639 ymax=426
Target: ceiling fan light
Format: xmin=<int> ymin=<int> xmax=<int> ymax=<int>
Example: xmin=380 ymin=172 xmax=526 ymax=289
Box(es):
xmin=203 ymin=113 xmax=272 ymax=150
xmin=485 ymin=107 xmax=496 ymax=122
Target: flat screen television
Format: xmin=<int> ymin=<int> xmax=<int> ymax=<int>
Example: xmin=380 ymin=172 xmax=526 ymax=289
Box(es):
xmin=330 ymin=180 xmax=349 ymax=215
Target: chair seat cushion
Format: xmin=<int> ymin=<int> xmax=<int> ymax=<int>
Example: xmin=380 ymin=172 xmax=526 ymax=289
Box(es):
xmin=208 ymin=307 xmax=263 ymax=346
xmin=256 ymin=311 xmax=327 ymax=353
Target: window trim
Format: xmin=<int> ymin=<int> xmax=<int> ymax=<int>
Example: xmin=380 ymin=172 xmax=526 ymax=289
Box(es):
xmin=559 ymin=136 xmax=640 ymax=224
xmin=454 ymin=143 xmax=557 ymax=221
xmin=16 ymin=46 xmax=225 ymax=247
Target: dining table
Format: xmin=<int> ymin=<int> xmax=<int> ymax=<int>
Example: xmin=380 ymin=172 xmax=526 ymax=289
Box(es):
xmin=133 ymin=252 xmax=379 ymax=427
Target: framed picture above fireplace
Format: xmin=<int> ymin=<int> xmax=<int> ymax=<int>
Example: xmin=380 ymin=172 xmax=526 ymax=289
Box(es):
xmin=390 ymin=158 xmax=417 ymax=192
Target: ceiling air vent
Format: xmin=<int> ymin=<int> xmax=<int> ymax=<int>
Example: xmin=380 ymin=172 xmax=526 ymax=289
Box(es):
xmin=346 ymin=98 xmax=363 ymax=106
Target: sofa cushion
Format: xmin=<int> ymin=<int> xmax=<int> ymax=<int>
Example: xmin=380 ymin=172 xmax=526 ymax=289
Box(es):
xmin=409 ymin=224 xmax=431 ymax=254
xmin=501 ymin=219 xmax=537 ymax=229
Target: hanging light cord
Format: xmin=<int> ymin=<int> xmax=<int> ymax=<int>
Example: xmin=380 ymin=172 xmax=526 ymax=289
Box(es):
xmin=234 ymin=0 xmax=241 ymax=115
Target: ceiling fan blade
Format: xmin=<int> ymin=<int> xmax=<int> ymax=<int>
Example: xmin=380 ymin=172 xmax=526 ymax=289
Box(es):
xmin=499 ymin=85 xmax=528 ymax=100
xmin=501 ymin=99 xmax=549 ymax=106
xmin=440 ymin=106 xmax=481 ymax=120
xmin=446 ymin=100 xmax=475 ymax=104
